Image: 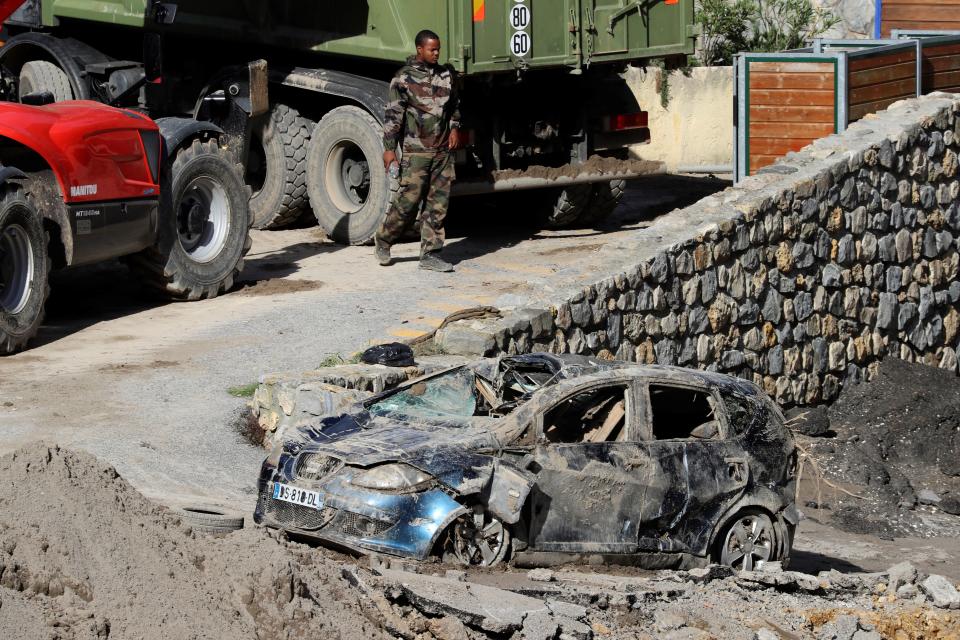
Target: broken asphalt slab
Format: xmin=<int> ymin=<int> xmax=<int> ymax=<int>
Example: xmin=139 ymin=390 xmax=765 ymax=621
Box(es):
xmin=373 ymin=568 xmax=591 ymax=638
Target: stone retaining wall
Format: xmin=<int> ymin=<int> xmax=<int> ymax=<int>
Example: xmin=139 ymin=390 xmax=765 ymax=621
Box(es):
xmin=436 ymin=94 xmax=960 ymax=407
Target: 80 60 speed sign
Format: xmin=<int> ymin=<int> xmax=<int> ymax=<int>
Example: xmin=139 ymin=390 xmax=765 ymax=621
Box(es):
xmin=509 ymin=0 xmax=531 ymax=58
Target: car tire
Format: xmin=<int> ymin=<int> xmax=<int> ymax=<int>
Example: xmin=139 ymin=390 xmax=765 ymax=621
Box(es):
xmin=129 ymin=138 xmax=252 ymax=300
xmin=18 ymin=60 xmax=74 ymax=102
xmin=0 ymin=184 xmax=49 ymax=355
xmin=306 ymin=105 xmax=390 ymax=245
xmin=173 ymin=505 xmax=244 ymax=534
xmin=577 ymin=179 xmax=626 ymax=226
xmin=247 ymin=103 xmax=313 ymax=230
xmin=713 ymin=508 xmax=777 ymax=571
xmin=441 ymin=507 xmax=512 ymax=567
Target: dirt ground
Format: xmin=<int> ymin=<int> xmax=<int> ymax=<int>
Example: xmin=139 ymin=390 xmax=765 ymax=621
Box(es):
xmin=1 ymin=175 xmax=959 ymax=638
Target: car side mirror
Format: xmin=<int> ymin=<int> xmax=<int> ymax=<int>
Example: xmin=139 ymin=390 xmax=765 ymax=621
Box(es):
xmin=20 ymin=91 xmax=55 ymax=106
xmin=690 ymin=421 xmax=718 ymax=440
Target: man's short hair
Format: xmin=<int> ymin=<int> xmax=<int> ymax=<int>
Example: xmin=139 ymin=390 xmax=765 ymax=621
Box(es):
xmin=415 ymin=29 xmax=440 ymax=47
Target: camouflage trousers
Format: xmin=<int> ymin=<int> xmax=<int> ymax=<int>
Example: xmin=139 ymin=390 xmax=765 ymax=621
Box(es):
xmin=376 ymin=150 xmax=455 ymax=255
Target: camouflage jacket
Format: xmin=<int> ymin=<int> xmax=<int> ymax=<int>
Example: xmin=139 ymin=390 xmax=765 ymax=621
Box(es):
xmin=383 ymin=56 xmax=461 ymax=153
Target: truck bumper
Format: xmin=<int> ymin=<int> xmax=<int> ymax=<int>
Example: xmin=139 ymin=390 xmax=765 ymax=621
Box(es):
xmin=451 ymin=158 xmax=664 ymax=196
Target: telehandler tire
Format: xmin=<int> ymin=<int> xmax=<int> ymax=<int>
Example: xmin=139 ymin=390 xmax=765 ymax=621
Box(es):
xmin=129 ymin=139 xmax=252 ymax=300
xmin=0 ymin=184 xmax=49 ymax=354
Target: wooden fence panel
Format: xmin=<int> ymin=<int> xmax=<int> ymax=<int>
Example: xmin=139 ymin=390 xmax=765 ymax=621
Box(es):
xmin=848 ymin=49 xmax=919 ymax=122
xmin=881 ymin=0 xmax=960 ymax=37
xmin=922 ymin=41 xmax=960 ymax=92
xmin=747 ymin=61 xmax=836 ymax=174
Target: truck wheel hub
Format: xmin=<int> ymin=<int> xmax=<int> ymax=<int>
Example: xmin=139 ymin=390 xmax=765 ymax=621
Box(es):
xmin=325 ymin=141 xmax=371 ymax=213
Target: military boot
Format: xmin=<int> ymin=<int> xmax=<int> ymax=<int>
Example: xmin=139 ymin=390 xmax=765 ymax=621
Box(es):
xmin=374 ymin=240 xmax=392 ymax=266
xmin=419 ymin=253 xmax=454 ymax=272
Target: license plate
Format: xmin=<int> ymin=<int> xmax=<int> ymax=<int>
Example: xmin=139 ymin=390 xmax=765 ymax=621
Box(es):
xmin=272 ymin=482 xmax=324 ymax=510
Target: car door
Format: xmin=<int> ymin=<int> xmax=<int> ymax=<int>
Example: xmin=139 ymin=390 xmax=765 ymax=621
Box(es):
xmin=528 ymin=378 xmax=658 ymax=553
xmin=636 ymin=381 xmax=751 ymax=554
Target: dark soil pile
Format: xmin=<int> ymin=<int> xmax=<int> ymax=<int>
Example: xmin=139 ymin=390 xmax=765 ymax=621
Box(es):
xmin=0 ymin=443 xmax=390 ymax=640
xmin=802 ymin=358 xmax=960 ymax=538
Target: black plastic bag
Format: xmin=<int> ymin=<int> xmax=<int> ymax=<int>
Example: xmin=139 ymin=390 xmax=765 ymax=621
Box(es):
xmin=361 ymin=342 xmax=415 ymax=367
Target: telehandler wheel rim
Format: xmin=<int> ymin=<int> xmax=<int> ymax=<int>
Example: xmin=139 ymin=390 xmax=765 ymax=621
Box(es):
xmin=325 ymin=139 xmax=371 ymax=214
xmin=177 ymin=176 xmax=231 ymax=264
xmin=0 ymin=223 xmax=34 ymax=315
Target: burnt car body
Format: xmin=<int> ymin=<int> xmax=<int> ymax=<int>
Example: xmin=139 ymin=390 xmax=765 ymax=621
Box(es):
xmin=254 ymin=355 xmax=798 ymax=569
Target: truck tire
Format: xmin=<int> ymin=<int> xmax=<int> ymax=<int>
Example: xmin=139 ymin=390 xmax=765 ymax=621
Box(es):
xmin=519 ymin=185 xmax=590 ymax=229
xmin=130 ymin=139 xmax=252 ymax=300
xmin=247 ymin=104 xmax=313 ymax=230
xmin=0 ymin=186 xmax=49 ymax=355
xmin=18 ymin=60 xmax=73 ymax=102
xmin=306 ymin=105 xmax=389 ymax=245
xmin=578 ymin=179 xmax=627 ymax=226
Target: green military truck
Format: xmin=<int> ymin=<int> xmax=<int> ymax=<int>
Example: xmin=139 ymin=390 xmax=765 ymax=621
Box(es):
xmin=0 ymin=0 xmax=695 ymax=243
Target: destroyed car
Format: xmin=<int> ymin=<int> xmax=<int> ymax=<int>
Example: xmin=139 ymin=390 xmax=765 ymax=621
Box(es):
xmin=254 ymin=354 xmax=798 ymax=569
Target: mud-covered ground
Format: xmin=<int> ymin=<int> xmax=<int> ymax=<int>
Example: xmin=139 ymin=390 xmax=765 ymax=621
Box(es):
xmin=1 ymin=442 xmax=958 ymax=640
xmin=795 ymin=359 xmax=960 ymax=544
xmin=3 ymin=358 xmax=960 ymax=639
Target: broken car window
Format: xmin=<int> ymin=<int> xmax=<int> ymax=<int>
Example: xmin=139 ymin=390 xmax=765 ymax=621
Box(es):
xmin=543 ymin=385 xmax=628 ymax=444
xmin=368 ymin=368 xmax=478 ymax=421
xmin=721 ymin=392 xmax=759 ymax=437
xmin=649 ymin=385 xmax=719 ymax=440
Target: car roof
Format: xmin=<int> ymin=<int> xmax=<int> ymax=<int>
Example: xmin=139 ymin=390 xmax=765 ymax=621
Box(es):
xmin=501 ymin=353 xmax=761 ymax=396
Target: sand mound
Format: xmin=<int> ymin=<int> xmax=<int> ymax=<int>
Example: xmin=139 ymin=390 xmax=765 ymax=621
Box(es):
xmin=0 ymin=443 xmax=385 ymax=640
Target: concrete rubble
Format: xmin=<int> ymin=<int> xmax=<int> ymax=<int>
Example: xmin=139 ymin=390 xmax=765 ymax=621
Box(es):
xmin=250 ymin=356 xmax=465 ymax=445
xmin=336 ymin=557 xmax=960 ymax=639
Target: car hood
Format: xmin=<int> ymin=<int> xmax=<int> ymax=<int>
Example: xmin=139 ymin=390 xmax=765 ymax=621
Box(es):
xmin=293 ymin=411 xmax=504 ymax=487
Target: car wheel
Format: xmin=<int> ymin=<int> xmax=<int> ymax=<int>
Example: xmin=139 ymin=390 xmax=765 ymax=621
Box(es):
xmin=0 ymin=184 xmax=49 ymax=355
xmin=715 ymin=509 xmax=776 ymax=571
xmin=129 ymin=138 xmax=252 ymax=300
xmin=442 ymin=506 xmax=511 ymax=567
xmin=18 ymin=60 xmax=73 ymax=102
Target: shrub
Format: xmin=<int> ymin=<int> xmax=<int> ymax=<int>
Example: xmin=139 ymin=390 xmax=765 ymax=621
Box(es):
xmin=696 ymin=0 xmax=840 ymax=66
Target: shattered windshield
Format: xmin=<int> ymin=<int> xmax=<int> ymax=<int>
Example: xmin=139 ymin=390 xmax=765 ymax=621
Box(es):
xmin=368 ymin=368 xmax=478 ymax=421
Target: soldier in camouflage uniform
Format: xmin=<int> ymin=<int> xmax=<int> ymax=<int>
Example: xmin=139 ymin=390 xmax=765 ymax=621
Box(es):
xmin=375 ymin=29 xmax=462 ymax=272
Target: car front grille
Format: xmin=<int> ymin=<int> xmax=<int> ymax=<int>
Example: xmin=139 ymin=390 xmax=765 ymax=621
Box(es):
xmin=259 ymin=492 xmax=336 ymax=531
xmin=329 ymin=510 xmax=394 ymax=539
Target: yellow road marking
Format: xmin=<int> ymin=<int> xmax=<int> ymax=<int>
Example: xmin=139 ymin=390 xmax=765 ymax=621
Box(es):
xmin=388 ymin=327 xmax=430 ymax=339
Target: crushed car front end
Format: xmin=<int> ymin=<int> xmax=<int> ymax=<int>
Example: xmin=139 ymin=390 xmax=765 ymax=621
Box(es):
xmin=255 ymin=444 xmax=470 ymax=559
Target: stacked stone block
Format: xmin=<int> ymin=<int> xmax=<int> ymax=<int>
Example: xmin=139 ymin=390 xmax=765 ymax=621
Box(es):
xmin=436 ymin=95 xmax=960 ymax=407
